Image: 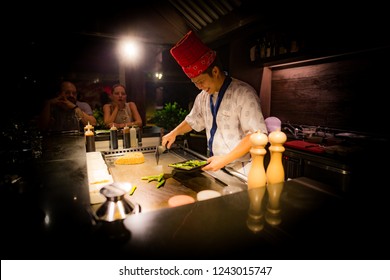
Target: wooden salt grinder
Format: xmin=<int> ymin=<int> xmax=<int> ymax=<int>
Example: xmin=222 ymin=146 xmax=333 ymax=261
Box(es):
xmin=265 ymin=129 xmax=286 ymax=226
xmin=266 ymin=129 xmax=287 ymax=185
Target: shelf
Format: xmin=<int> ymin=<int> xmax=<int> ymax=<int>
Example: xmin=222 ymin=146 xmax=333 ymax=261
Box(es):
xmin=253 ymin=45 xmax=390 ymax=69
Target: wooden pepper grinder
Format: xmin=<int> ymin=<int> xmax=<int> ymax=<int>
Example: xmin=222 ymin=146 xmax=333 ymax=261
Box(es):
xmin=266 ymin=128 xmax=287 ymax=185
xmin=264 ymin=128 xmax=286 ymax=226
xmin=247 ymin=130 xmax=268 ymax=190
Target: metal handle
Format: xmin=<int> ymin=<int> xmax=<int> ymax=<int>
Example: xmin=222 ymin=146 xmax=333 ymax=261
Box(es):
xmin=222 ymin=167 xmax=248 ymax=183
xmin=305 ymin=160 xmax=351 ymax=175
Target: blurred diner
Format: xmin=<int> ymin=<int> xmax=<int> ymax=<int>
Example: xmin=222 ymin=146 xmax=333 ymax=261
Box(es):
xmin=103 ymin=83 xmax=142 ymax=129
xmin=38 ymin=81 xmax=97 ymax=132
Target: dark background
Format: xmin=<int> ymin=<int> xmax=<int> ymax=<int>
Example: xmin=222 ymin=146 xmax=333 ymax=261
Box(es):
xmin=3 ymin=1 xmax=389 ymax=126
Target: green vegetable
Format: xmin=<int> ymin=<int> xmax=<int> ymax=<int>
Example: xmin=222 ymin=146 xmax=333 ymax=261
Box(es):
xmin=129 ymin=185 xmax=137 ymax=195
xmin=141 ymin=173 xmax=165 ymax=188
xmin=168 ymin=160 xmax=207 ymax=170
xmin=156 ymin=180 xmax=165 ymax=188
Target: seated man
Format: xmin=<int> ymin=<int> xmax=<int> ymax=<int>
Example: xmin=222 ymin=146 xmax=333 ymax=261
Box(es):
xmin=39 ymin=81 xmax=96 ymax=132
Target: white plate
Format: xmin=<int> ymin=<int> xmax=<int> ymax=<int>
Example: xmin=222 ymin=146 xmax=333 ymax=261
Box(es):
xmin=197 ymin=190 xmax=222 ymax=201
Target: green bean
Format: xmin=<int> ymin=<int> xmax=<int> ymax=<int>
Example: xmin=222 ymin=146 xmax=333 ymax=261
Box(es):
xmin=141 ymin=173 xmax=166 ymax=188
xmin=168 ymin=160 xmax=207 ymax=170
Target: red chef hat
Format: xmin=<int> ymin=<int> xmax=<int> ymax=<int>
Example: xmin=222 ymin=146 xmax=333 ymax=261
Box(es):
xmin=170 ymin=30 xmax=216 ymax=79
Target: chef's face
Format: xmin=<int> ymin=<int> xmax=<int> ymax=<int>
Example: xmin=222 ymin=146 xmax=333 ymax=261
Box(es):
xmin=191 ymin=72 xmax=216 ymax=94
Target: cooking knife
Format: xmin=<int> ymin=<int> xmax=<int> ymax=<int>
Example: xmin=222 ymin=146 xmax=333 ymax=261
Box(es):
xmin=155 ymin=144 xmax=167 ymax=165
xmin=155 ymin=145 xmax=160 ymax=165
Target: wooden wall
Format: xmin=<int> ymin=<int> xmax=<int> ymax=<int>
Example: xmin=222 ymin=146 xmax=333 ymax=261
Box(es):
xmin=226 ymin=21 xmax=389 ymax=137
xmin=265 ymin=47 xmax=389 ymax=135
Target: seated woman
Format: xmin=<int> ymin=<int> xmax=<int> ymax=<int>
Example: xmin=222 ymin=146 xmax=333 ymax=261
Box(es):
xmin=103 ymin=83 xmax=143 ymax=129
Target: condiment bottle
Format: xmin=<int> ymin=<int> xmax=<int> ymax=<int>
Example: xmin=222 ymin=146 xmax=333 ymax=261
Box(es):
xmin=85 ymin=128 xmax=96 ymax=152
xmin=109 ymin=124 xmax=118 ymax=150
xmin=123 ymin=125 xmax=130 ymax=149
xmin=130 ymin=126 xmax=137 ymax=148
xmin=136 ymin=126 xmax=142 ymax=147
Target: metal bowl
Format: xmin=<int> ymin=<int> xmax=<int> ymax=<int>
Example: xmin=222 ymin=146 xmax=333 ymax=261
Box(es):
xmin=95 ymin=184 xmax=140 ymax=222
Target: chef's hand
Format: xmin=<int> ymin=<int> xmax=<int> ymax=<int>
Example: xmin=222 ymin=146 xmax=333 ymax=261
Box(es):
xmin=162 ymin=131 xmax=177 ymax=149
xmin=202 ymin=155 xmax=228 ymax=172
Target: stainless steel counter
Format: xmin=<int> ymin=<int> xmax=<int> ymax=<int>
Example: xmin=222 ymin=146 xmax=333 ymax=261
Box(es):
xmin=89 ymin=144 xmax=247 ymax=213
xmin=2 ymin=134 xmax=389 ymax=260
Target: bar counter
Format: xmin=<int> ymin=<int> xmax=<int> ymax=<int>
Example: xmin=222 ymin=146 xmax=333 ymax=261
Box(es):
xmin=1 ymin=133 xmax=388 ymax=260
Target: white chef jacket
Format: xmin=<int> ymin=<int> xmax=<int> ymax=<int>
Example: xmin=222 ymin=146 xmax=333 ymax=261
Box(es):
xmin=185 ymin=77 xmax=268 ymax=175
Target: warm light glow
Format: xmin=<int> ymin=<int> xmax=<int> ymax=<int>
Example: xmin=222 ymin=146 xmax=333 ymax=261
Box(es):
xmin=155 ymin=72 xmax=163 ymax=80
xmin=118 ymin=38 xmax=143 ymax=65
xmin=44 ymin=214 xmax=50 ymax=225
xmin=123 ymin=42 xmax=138 ymax=57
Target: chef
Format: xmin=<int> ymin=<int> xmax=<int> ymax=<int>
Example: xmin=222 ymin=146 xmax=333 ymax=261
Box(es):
xmin=162 ymin=30 xmax=268 ymax=176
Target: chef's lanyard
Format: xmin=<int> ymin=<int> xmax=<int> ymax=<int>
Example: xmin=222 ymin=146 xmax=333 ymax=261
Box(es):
xmin=208 ymin=77 xmax=232 ymax=156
